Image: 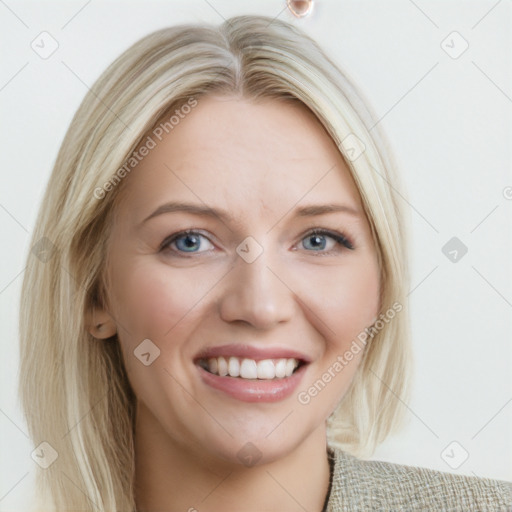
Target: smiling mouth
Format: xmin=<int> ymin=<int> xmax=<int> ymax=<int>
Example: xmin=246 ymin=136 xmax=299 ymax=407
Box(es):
xmin=197 ymin=356 xmax=305 ymax=380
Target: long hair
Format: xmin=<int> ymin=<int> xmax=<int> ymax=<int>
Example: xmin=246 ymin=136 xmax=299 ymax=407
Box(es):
xmin=19 ymin=14 xmax=412 ymax=511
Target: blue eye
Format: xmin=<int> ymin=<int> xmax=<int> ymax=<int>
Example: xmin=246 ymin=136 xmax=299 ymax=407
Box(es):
xmin=301 ymin=229 xmax=354 ymax=253
xmin=160 ymin=228 xmax=354 ymax=257
xmin=161 ymin=230 xmax=214 ymax=254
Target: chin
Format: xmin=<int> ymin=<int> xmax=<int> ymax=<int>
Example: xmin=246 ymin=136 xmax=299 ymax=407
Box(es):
xmin=191 ymin=420 xmax=314 ymax=469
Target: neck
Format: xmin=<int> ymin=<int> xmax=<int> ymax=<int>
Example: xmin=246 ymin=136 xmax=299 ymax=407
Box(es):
xmin=134 ymin=402 xmax=331 ymax=512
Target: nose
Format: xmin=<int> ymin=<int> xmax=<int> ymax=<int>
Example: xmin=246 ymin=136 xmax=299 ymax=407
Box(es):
xmin=218 ymin=247 xmax=295 ymax=330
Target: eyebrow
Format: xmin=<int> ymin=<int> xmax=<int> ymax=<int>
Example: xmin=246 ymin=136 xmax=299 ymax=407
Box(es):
xmin=140 ymin=201 xmax=362 ymax=226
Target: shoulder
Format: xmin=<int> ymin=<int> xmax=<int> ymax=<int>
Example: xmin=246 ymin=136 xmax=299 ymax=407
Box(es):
xmin=326 ymin=446 xmax=512 ymax=511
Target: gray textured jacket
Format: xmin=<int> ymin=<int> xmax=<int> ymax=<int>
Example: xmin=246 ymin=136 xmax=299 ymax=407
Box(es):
xmin=326 ymin=447 xmax=512 ymax=511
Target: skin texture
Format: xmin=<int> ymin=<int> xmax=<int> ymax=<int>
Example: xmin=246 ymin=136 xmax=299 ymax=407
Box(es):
xmin=89 ymin=95 xmax=381 ymax=511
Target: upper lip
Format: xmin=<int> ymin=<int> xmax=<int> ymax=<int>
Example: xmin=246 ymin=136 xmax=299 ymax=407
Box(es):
xmin=194 ymin=344 xmax=312 ymax=363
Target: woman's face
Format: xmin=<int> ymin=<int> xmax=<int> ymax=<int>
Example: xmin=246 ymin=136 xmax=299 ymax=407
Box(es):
xmin=100 ymin=95 xmax=380 ymax=465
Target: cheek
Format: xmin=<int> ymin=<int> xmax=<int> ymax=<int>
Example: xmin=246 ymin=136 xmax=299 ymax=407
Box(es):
xmin=297 ymin=257 xmax=380 ymax=347
xmin=109 ymin=258 xmax=213 ymax=340
xmin=292 ymin=259 xmax=380 ymax=416
xmin=107 ymin=259 xmax=213 ymax=404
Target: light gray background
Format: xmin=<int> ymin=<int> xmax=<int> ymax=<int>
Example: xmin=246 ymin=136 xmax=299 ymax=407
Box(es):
xmin=1 ymin=0 xmax=511 ymax=509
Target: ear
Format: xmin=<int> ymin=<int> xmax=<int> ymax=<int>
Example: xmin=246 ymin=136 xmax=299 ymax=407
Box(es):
xmin=85 ymin=306 xmax=117 ymax=339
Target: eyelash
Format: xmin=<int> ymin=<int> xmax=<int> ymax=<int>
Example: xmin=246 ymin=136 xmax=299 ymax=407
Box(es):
xmin=159 ymin=228 xmax=355 ymax=257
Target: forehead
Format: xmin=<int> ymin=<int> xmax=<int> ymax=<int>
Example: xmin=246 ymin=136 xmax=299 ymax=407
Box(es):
xmin=117 ymin=95 xmax=363 ymax=224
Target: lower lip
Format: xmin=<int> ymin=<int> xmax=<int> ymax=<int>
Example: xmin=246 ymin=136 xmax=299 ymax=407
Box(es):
xmin=197 ymin=364 xmax=308 ymax=403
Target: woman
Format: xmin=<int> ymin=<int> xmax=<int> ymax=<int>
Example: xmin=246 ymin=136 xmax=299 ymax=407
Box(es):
xmin=19 ymin=14 xmax=512 ymax=511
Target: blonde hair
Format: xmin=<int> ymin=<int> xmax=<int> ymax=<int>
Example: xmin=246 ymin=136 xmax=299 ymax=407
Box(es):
xmin=19 ymin=14 xmax=412 ymax=511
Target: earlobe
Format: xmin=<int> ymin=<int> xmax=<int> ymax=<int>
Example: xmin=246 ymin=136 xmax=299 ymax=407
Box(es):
xmin=86 ymin=308 xmax=117 ymax=339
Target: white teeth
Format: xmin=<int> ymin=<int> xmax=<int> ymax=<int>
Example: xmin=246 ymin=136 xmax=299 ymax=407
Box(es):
xmin=217 ymin=356 xmax=228 ymax=376
xmin=228 ymin=357 xmax=240 ymax=377
xmin=240 ymin=359 xmax=258 ymax=379
xmin=208 ymin=358 xmax=218 ymax=374
xmin=200 ymin=356 xmax=302 ymax=379
xmin=285 ymin=359 xmax=297 ymax=377
xmin=275 ymin=358 xmax=287 ymax=379
xmin=257 ymin=360 xmax=275 ymax=379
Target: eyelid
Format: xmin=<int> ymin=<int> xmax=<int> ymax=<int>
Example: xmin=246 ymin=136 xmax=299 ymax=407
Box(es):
xmin=159 ymin=227 xmax=355 ymax=255
xmin=298 ymin=227 xmax=355 ymax=252
xmin=159 ymin=229 xmax=215 ymax=253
